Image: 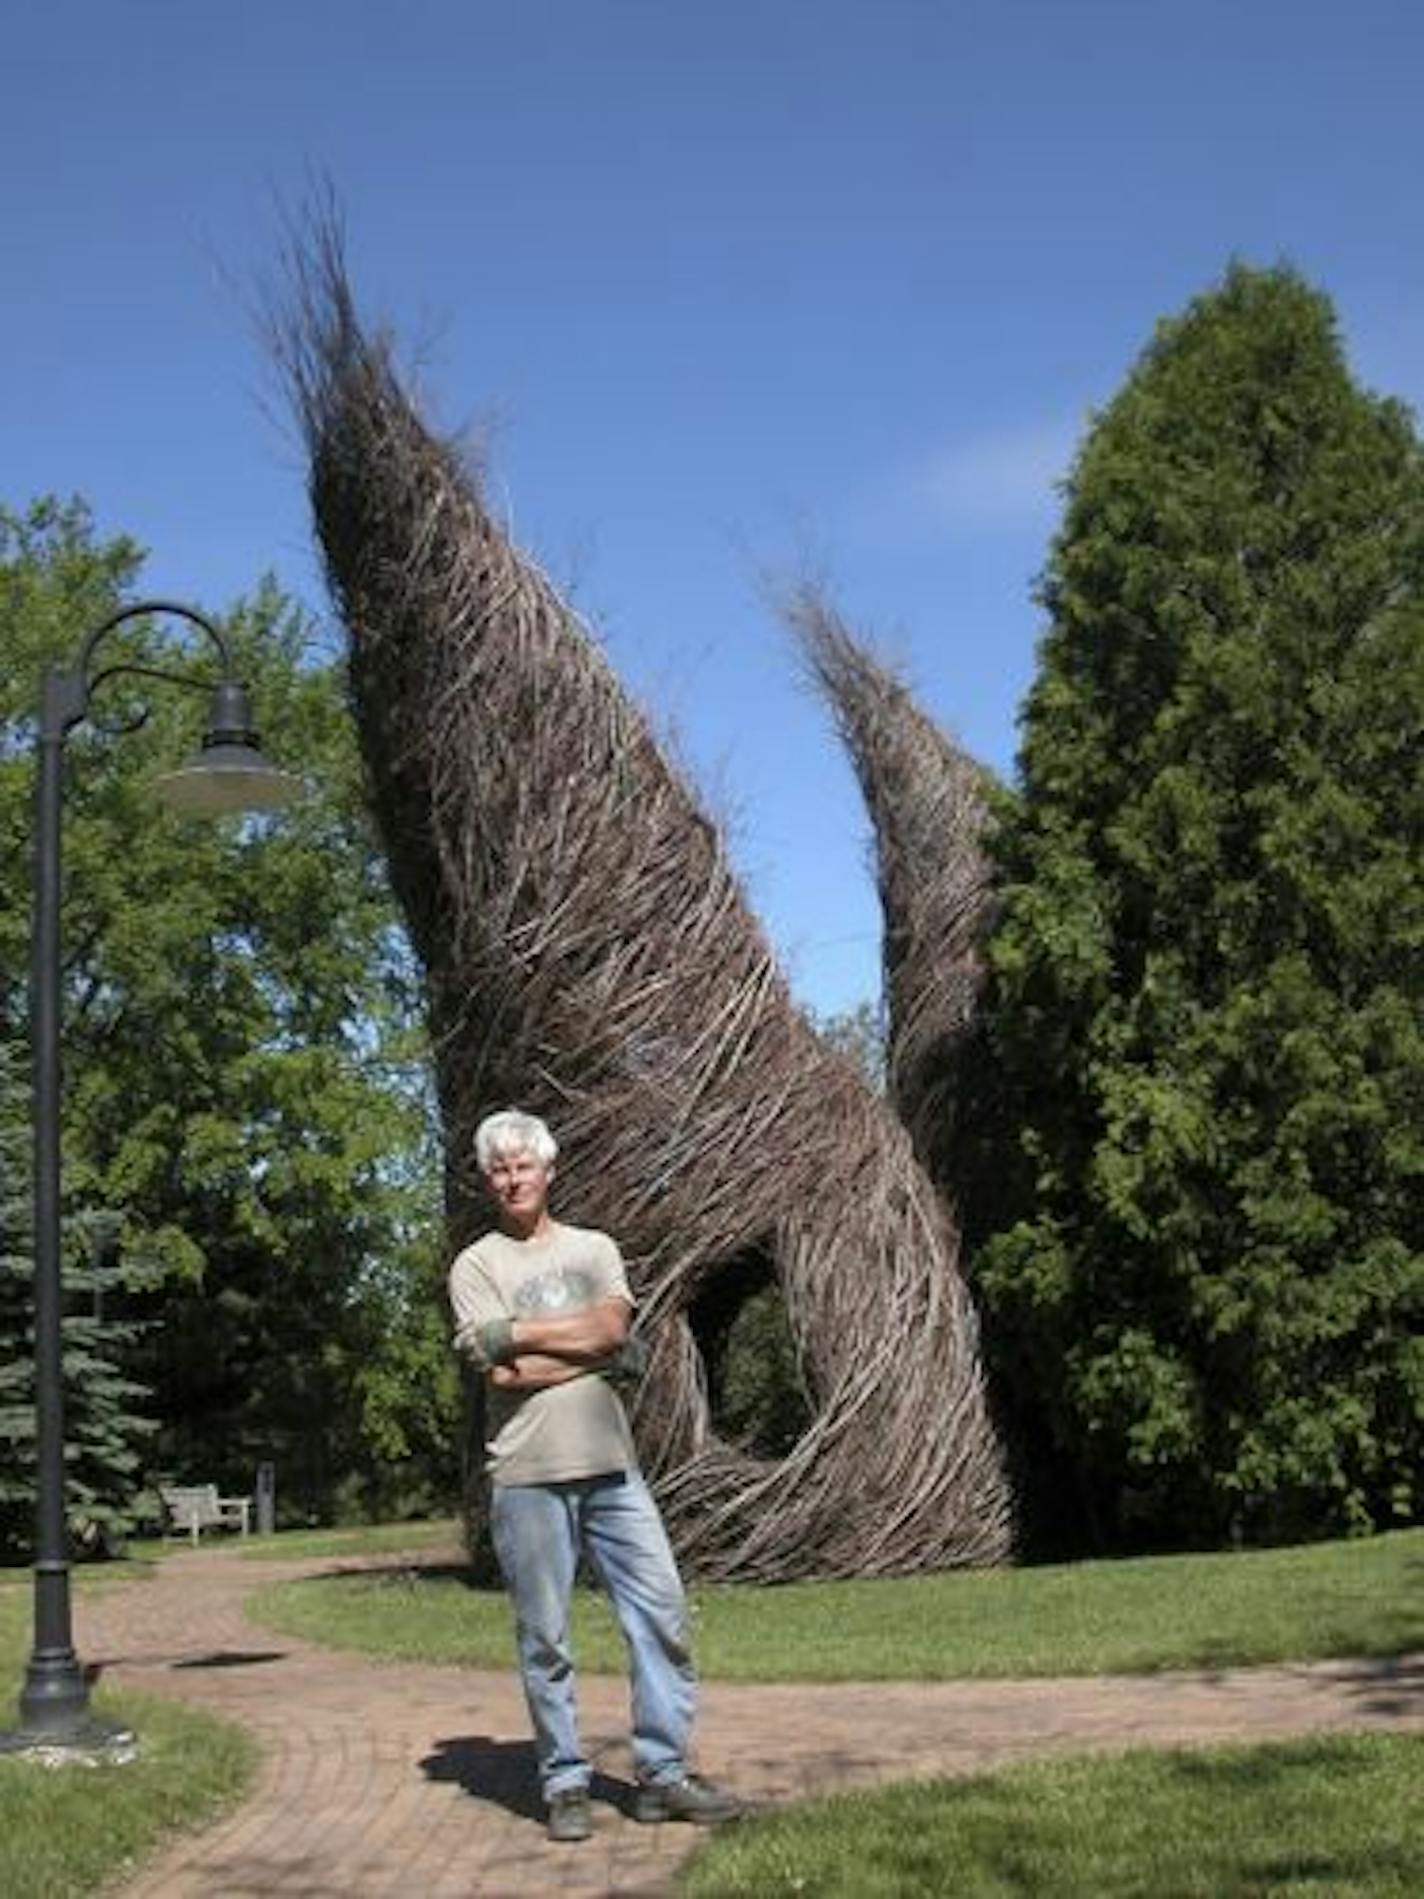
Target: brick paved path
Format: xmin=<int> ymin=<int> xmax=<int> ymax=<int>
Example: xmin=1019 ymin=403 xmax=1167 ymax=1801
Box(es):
xmin=75 ymin=1540 xmax=1422 ymax=1897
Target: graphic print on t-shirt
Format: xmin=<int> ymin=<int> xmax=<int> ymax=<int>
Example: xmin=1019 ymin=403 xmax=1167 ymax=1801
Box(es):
xmin=513 ymin=1266 xmax=601 ymax=1317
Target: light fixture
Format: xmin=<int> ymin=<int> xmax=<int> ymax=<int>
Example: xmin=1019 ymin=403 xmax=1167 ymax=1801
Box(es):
xmin=154 ymin=680 xmax=302 ymax=814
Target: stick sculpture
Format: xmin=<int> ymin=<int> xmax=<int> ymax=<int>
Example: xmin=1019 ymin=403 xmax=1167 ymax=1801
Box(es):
xmin=786 ymin=585 xmax=997 ymax=1199
xmin=278 ymin=229 xmax=1011 ymax=1578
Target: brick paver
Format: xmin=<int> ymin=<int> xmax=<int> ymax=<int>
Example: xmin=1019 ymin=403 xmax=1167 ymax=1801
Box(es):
xmin=72 ymin=1539 xmax=1422 ymax=1897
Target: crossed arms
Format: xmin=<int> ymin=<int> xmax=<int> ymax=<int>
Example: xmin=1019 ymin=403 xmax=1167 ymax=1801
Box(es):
xmin=469 ymin=1296 xmax=633 ymax=1392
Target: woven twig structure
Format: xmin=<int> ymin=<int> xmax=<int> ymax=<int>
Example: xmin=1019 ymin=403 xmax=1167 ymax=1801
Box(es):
xmin=786 ymin=585 xmax=997 ymax=1196
xmin=277 ymin=229 xmax=1011 ymax=1579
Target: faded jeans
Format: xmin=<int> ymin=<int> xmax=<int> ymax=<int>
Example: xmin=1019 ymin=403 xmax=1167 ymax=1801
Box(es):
xmin=490 ymin=1471 xmax=696 ymax=1798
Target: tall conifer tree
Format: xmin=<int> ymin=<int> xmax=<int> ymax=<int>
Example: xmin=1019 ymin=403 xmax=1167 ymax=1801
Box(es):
xmin=0 ymin=1042 xmax=34 ymax=1555
xmin=972 ymin=265 xmax=1424 ymax=1551
xmin=0 ymin=1046 xmax=159 ymax=1557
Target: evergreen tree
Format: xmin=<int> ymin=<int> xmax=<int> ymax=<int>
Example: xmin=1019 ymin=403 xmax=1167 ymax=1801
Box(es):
xmin=972 ymin=265 xmax=1424 ymax=1553
xmin=0 ymin=1051 xmax=159 ymax=1559
xmin=0 ymin=498 xmax=455 ymax=1525
xmin=51 ymin=1212 xmax=161 ymax=1556
xmin=0 ymin=1042 xmax=33 ymax=1556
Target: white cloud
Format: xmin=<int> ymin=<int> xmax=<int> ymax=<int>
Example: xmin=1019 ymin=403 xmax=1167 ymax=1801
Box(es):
xmin=906 ymin=415 xmax=1080 ymax=533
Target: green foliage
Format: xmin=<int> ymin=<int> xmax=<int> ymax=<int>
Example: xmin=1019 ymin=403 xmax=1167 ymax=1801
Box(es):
xmin=0 ymin=497 xmax=457 ymax=1527
xmin=687 ymin=1248 xmax=813 ymax=1460
xmin=717 ymin=1282 xmax=811 ymax=1456
xmin=970 ymin=265 xmax=1424 ymax=1552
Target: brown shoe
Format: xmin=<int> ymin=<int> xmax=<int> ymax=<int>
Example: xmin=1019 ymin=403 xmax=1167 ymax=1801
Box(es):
xmin=633 ymin=1774 xmax=743 ymax=1825
xmin=546 ymin=1787 xmax=592 ymax=1842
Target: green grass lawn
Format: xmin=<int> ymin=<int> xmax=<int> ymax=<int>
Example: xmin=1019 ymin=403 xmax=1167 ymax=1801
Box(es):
xmin=111 ymin=1516 xmax=463 ymax=1566
xmin=247 ymin=1525 xmax=1424 ymax=1681
xmin=0 ymin=1584 xmax=258 ymax=1898
xmin=235 ymin=1517 xmax=464 ymax=1562
xmin=0 ymin=1557 xmax=158 ymax=1589
xmin=680 ymin=1732 xmax=1424 ymax=1896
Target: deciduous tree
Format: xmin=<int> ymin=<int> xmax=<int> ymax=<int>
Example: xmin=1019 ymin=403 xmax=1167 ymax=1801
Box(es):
xmin=0 ymin=498 xmax=454 ymax=1527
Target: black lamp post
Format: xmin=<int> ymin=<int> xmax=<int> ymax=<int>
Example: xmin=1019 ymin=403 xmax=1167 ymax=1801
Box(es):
xmin=0 ymin=601 xmax=300 ymax=1757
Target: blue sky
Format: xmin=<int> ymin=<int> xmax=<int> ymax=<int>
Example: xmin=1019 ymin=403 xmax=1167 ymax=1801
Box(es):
xmin=7 ymin=1 xmax=1424 ymax=1016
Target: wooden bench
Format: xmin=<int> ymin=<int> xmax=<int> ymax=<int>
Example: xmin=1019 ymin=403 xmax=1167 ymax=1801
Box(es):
xmin=158 ymin=1483 xmax=253 ymax=1545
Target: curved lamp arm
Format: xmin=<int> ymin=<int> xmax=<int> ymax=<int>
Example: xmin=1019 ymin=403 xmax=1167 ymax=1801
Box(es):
xmin=44 ymin=599 xmax=240 ymax=740
xmin=40 ymin=599 xmax=300 ymax=814
xmin=75 ymin=597 xmax=236 ymax=687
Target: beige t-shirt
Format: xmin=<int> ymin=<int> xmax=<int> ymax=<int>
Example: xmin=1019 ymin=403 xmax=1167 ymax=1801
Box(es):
xmin=448 ymin=1221 xmax=638 ymax=1486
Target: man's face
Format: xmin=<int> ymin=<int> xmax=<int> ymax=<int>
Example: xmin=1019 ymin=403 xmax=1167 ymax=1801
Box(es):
xmin=484 ymin=1146 xmax=552 ymax=1227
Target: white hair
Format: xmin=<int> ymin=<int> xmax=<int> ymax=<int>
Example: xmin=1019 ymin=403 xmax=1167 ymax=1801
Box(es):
xmin=474 ymin=1109 xmax=558 ymax=1171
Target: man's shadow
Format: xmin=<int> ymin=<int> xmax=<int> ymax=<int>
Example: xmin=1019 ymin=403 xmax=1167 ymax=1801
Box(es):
xmin=420 ymin=1735 xmax=630 ymax=1823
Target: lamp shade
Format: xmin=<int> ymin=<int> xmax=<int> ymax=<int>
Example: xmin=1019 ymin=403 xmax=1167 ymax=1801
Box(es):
xmin=152 ymin=680 xmax=303 ymax=815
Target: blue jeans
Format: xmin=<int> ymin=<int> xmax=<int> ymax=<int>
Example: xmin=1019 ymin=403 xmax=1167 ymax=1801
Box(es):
xmin=490 ymin=1471 xmax=697 ymax=1798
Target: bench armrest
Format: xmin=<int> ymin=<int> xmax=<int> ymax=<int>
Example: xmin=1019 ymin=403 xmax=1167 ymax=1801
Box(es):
xmin=216 ymin=1496 xmax=252 ymax=1534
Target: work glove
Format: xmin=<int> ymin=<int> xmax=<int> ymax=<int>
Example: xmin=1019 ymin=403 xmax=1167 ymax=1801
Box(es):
xmin=470 ymin=1316 xmax=517 ymax=1368
xmin=604 ymin=1333 xmax=651 ymax=1388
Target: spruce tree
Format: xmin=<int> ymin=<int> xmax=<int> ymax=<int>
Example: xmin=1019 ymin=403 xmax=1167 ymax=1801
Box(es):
xmin=973 ymin=265 xmax=1424 ymax=1552
xmin=0 ymin=1049 xmax=159 ymax=1559
xmin=60 ymin=1213 xmax=160 ymax=1554
xmin=0 ymin=1042 xmax=33 ymax=1556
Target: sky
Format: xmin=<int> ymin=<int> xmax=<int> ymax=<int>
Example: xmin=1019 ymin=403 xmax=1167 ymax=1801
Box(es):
xmin=7 ymin=1 xmax=1424 ymax=1017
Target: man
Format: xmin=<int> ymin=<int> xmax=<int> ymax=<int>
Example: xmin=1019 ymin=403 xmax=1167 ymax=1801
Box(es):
xmin=449 ymin=1108 xmax=742 ymax=1844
